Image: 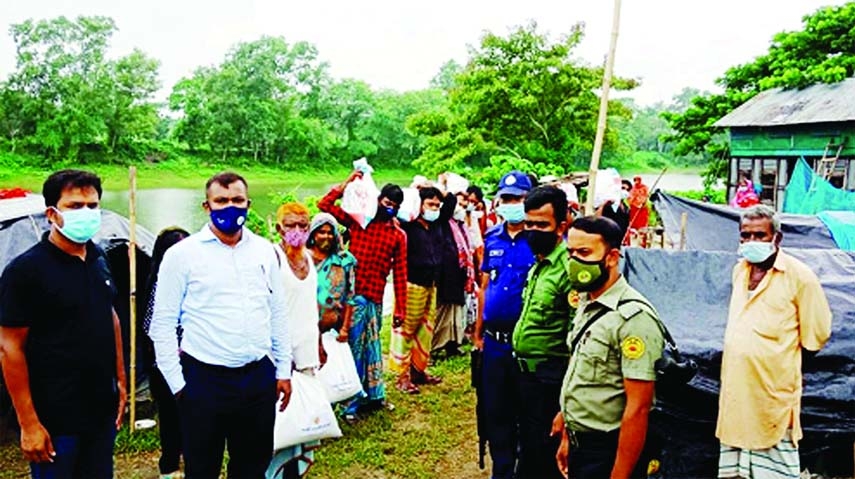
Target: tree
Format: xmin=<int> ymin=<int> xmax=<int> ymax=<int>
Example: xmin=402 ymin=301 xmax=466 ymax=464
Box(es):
xmin=664 ymin=3 xmax=855 ymax=186
xmin=430 ymin=60 xmax=463 ymax=92
xmin=3 ymin=16 xmax=161 ymax=162
xmin=0 ymin=87 xmax=31 ymax=153
xmin=412 ymin=21 xmax=637 ymax=178
xmin=169 ymin=36 xmax=331 ymax=164
xmin=105 ymin=49 xmax=161 ymax=154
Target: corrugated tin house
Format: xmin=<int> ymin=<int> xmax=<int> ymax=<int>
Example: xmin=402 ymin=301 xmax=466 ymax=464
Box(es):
xmin=714 ymin=79 xmax=855 ymax=209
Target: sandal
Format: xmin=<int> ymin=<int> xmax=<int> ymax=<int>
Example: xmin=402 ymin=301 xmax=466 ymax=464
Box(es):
xmin=411 ymin=371 xmax=443 ymax=385
xmin=395 ymin=380 xmax=421 ymax=394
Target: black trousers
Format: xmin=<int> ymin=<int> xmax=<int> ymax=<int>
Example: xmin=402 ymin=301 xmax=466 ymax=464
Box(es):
xmin=481 ymin=337 xmax=520 ymax=479
xmin=569 ymin=429 xmax=654 ymax=479
xmin=150 ymin=364 xmax=182 ymax=474
xmin=179 ymin=354 xmax=277 ymax=479
xmin=516 ymin=357 xmax=565 ymax=479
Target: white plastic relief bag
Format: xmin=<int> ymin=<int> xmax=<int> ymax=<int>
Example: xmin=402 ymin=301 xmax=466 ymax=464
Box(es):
xmin=342 ymin=157 xmax=380 ymax=228
xmin=593 ymin=168 xmax=623 ymax=208
xmin=396 ymin=187 xmax=421 ymax=222
xmin=317 ymin=330 xmax=363 ymax=403
xmin=444 ymin=172 xmax=469 ymax=194
xmin=273 ymin=371 xmax=342 ymax=450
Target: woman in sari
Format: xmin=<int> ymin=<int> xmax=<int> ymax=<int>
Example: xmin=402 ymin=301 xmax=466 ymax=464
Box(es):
xmin=730 ymin=171 xmax=761 ymax=208
xmin=628 ymin=175 xmax=650 ymax=232
xmin=306 ymin=213 xmax=366 ymax=420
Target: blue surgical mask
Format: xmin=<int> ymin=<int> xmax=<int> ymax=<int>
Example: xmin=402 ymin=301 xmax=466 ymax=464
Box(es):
xmin=422 ymin=209 xmax=440 ymax=222
xmin=53 ymin=207 xmax=101 ymax=244
xmin=466 ymin=204 xmax=476 ymax=212
xmin=210 ymin=206 xmax=247 ymax=234
xmin=738 ymin=241 xmax=776 ymax=264
xmin=496 ymin=203 xmax=525 ymax=224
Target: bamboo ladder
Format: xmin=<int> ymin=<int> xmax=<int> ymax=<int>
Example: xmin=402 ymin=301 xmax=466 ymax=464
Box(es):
xmin=810 ymin=141 xmax=844 ymax=191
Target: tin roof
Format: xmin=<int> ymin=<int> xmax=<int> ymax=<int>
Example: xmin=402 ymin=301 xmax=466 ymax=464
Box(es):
xmin=714 ymin=78 xmax=855 ymax=127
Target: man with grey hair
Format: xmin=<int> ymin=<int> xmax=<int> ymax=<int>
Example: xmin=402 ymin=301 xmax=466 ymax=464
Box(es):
xmin=716 ymin=204 xmax=832 ymax=479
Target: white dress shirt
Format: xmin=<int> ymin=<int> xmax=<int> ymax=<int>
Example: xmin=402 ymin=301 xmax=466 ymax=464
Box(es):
xmin=150 ymin=225 xmax=292 ymax=393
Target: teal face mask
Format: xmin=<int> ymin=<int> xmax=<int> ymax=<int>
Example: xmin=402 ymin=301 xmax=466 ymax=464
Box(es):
xmin=567 ymin=255 xmax=608 ymax=292
xmin=738 ymin=241 xmax=776 ymax=264
xmin=53 ymin=207 xmax=101 ymax=244
xmin=496 ymin=203 xmax=525 ymax=224
xmin=422 ymin=209 xmax=440 ymax=222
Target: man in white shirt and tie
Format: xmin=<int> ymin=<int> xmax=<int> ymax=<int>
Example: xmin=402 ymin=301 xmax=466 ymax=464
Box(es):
xmin=149 ymin=172 xmax=292 ymax=479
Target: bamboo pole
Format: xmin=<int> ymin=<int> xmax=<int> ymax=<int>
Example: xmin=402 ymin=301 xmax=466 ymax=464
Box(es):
xmin=128 ymin=166 xmax=138 ymax=432
xmin=585 ymin=0 xmax=623 ymax=214
xmin=679 ymin=212 xmax=688 ymax=250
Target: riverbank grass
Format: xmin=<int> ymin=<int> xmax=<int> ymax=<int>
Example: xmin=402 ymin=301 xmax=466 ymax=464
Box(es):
xmin=0 ymin=154 xmax=416 ymax=191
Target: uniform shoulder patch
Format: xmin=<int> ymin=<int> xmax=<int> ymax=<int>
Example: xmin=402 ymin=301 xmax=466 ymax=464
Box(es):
xmin=617 ymin=302 xmax=644 ymax=320
xmin=621 ymin=336 xmax=645 ymax=360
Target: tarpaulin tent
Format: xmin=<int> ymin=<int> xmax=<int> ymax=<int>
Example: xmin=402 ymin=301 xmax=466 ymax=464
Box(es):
xmin=651 ymin=191 xmax=839 ymax=251
xmin=623 ymin=248 xmax=855 ymax=478
xmin=783 ymin=157 xmax=855 ymax=215
xmin=0 ymin=196 xmax=155 ymax=432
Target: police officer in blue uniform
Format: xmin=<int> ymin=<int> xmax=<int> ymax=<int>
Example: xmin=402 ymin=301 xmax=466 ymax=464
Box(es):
xmin=473 ymin=171 xmax=536 ymax=479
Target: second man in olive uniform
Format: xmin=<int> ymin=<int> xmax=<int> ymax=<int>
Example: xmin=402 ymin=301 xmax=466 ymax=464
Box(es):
xmin=556 ymin=216 xmax=664 ymax=479
xmin=512 ymin=185 xmax=575 ymax=479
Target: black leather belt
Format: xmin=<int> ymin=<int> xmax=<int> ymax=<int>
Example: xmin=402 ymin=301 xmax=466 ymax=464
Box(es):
xmin=181 ymin=353 xmax=267 ymax=374
xmin=484 ymin=329 xmax=513 ymax=344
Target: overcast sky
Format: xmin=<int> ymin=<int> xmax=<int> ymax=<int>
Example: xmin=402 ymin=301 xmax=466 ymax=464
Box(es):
xmin=0 ymin=0 xmax=849 ymax=106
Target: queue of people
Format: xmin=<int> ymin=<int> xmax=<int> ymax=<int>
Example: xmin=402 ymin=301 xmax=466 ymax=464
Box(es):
xmin=0 ymin=167 xmax=832 ymax=479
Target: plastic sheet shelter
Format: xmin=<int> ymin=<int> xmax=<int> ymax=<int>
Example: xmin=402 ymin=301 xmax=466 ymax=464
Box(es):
xmin=622 ymin=248 xmax=855 ymax=478
xmin=651 ymin=191 xmax=838 ymax=251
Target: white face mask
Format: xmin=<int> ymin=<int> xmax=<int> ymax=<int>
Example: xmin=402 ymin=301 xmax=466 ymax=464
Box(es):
xmin=738 ymin=241 xmax=776 ymax=264
xmin=453 ymin=207 xmax=466 ymax=221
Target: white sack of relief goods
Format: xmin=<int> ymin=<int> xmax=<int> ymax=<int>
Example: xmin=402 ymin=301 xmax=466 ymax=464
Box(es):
xmin=273 ymin=371 xmax=342 ymax=450
xmin=317 ymin=330 xmax=363 ymax=403
xmin=593 ymin=168 xmax=622 ymax=208
xmin=341 ymin=158 xmax=380 ymax=229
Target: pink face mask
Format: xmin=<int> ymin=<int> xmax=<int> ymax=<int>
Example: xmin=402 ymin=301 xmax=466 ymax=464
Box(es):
xmin=284 ymin=229 xmax=309 ymax=247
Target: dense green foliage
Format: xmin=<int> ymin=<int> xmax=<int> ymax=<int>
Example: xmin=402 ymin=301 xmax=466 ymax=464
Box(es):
xmin=0 ymin=15 xmax=718 ymax=180
xmin=663 ymin=3 xmax=855 ymax=188
xmin=1 ymin=17 xmax=161 ymax=163
xmin=409 ymin=22 xmax=639 ymax=184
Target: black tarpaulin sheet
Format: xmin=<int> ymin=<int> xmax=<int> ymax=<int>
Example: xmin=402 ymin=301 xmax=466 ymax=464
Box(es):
xmin=651 ymin=191 xmax=839 ymax=252
xmin=623 ymin=248 xmax=855 ymax=478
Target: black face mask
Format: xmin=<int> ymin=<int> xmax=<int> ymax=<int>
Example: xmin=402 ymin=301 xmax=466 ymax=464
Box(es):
xmin=525 ymin=230 xmax=559 ymax=257
xmin=374 ymin=202 xmax=396 ymax=221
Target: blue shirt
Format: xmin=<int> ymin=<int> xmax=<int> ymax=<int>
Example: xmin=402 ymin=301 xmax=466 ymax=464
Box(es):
xmin=481 ymin=224 xmax=535 ymax=331
xmin=149 ymin=225 xmax=292 ymax=394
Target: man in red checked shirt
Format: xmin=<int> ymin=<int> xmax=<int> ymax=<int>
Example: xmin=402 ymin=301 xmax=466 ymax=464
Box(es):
xmin=319 ymin=171 xmax=408 ymax=419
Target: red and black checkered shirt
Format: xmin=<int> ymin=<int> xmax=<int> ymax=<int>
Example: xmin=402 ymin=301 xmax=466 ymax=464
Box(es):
xmin=318 ymin=186 xmax=408 ymax=319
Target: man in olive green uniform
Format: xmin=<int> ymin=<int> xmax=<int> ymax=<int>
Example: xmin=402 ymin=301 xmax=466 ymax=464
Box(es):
xmin=512 ymin=185 xmax=575 ymax=479
xmin=555 ymin=216 xmax=664 ymax=479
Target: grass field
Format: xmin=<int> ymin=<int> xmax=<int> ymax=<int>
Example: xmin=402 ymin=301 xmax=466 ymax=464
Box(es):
xmin=0 ymin=319 xmax=489 ymax=479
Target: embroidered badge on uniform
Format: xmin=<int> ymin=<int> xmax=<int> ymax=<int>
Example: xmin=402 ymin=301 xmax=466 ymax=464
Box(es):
xmin=621 ymin=336 xmax=645 ymax=359
xmin=568 ymin=290 xmax=580 ymax=309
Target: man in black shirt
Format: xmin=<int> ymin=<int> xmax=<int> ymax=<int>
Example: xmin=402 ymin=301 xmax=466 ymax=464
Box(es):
xmin=389 ymin=184 xmax=456 ymax=394
xmin=0 ymin=170 xmax=127 ymax=479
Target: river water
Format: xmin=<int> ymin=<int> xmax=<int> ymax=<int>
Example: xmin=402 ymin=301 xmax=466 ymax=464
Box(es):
xmin=101 ymin=173 xmax=705 ymax=235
